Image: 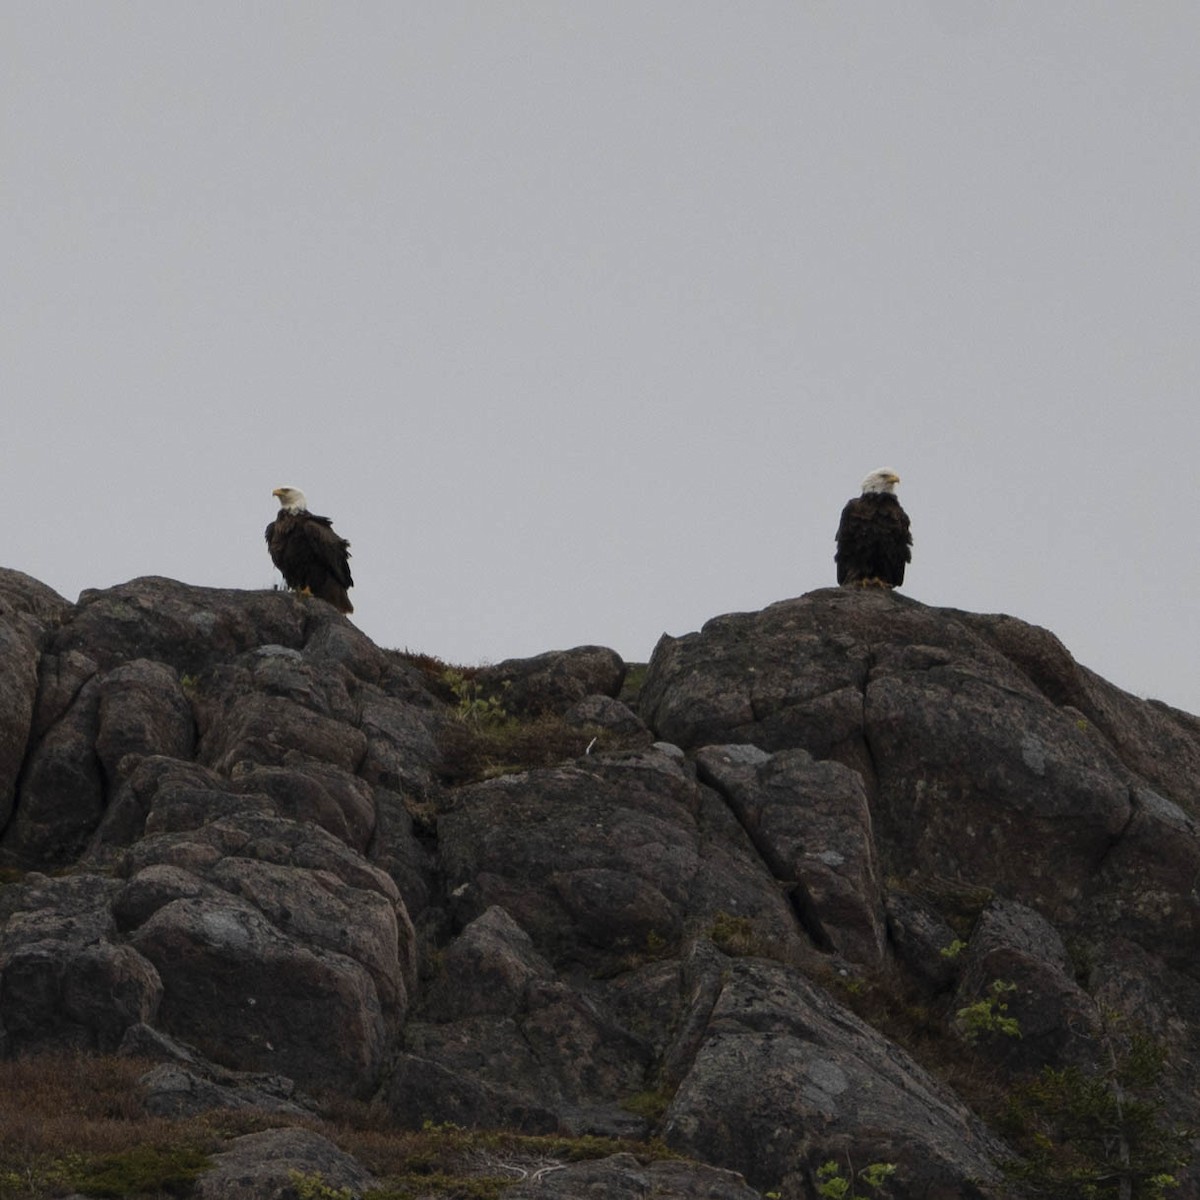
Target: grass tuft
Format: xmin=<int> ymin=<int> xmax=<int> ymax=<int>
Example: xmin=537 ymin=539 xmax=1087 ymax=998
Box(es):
xmin=436 ymin=712 xmax=649 ymax=785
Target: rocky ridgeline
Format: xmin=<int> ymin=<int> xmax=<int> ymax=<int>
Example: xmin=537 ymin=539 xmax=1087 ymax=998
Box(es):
xmin=1 ymin=569 xmax=1199 ymax=1199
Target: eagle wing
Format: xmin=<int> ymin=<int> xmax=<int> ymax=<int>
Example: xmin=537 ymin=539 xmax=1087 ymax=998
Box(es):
xmin=299 ymin=515 xmax=353 ymax=590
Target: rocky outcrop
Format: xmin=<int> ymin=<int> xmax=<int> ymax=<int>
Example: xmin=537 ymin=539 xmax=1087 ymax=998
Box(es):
xmin=437 ymin=750 xmax=813 ymax=975
xmin=0 ymin=872 xmax=161 ymax=1056
xmin=0 ymin=571 xmax=70 ymax=833
xmin=191 ymin=1127 xmax=375 ymax=1200
xmin=1 ymin=575 xmax=434 ymax=1101
xmin=474 ymin=645 xmax=626 ymax=717
xmin=661 ymin=957 xmax=1006 ymax=1197
xmin=2 ymin=571 xmax=1199 ymax=1198
xmin=696 ymin=744 xmax=886 ymax=965
xmin=503 ymin=1152 xmax=764 ymax=1199
xmin=642 ymin=589 xmax=1199 ymax=927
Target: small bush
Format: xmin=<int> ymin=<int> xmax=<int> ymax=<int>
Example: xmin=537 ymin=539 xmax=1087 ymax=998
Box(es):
xmin=443 ymin=670 xmax=510 ymax=729
xmin=708 ymin=910 xmax=781 ymax=959
xmin=69 ymin=1144 xmax=209 ymax=1197
xmin=1001 ymin=1022 xmax=1191 ymax=1198
xmin=956 ymin=980 xmax=1021 ymax=1043
xmin=289 ymin=1170 xmax=356 ymax=1200
xmin=619 ymin=1087 xmax=675 ymax=1123
xmin=816 ymin=1158 xmax=896 ymax=1198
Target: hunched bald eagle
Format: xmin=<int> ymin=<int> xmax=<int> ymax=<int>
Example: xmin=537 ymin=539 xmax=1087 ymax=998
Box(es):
xmin=266 ymin=486 xmax=354 ymax=613
xmin=835 ymin=468 xmax=912 ymax=588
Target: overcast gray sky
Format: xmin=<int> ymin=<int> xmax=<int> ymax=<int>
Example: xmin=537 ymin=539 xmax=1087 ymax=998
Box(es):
xmin=4 ymin=3 xmax=1198 ymax=715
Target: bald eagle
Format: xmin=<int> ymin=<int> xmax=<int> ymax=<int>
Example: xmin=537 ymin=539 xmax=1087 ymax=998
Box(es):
xmin=835 ymin=468 xmax=912 ymax=588
xmin=266 ymin=487 xmax=354 ymax=613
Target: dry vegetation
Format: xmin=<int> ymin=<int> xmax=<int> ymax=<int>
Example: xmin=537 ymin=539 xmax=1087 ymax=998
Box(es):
xmin=0 ymin=1054 xmax=221 ymax=1198
xmin=0 ymin=1054 xmax=673 ymax=1200
xmin=434 ymin=713 xmax=649 ymax=786
xmin=393 ymin=648 xmax=651 ymax=786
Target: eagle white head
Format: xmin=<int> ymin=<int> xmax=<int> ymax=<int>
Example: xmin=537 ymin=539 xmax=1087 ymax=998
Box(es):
xmin=860 ymin=468 xmax=901 ymax=495
xmin=272 ymin=486 xmax=308 ymax=513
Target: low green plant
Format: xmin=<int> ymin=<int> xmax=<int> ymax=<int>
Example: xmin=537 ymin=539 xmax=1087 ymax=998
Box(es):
xmin=835 ymin=975 xmax=867 ymax=998
xmin=67 ymin=1144 xmax=210 ymax=1197
xmin=644 ymin=929 xmax=670 ymax=957
xmin=939 ymin=938 xmax=967 ymax=960
xmin=353 ymin=1122 xmax=677 ymax=1199
xmin=619 ymin=1086 xmax=674 ymax=1123
xmin=364 ymin=1172 xmax=511 ymax=1200
xmin=443 ymin=670 xmax=509 ymax=728
xmin=815 ymin=1158 xmax=896 ymax=1198
xmin=289 ymin=1170 xmax=355 ymax=1200
xmin=0 ymin=1154 xmax=84 ymax=1199
xmin=956 ymin=979 xmax=1021 ymax=1042
xmin=618 ymin=663 xmax=649 ymax=706
xmin=1065 ymin=935 xmax=1099 ymax=986
xmin=709 ymin=910 xmax=773 ymax=957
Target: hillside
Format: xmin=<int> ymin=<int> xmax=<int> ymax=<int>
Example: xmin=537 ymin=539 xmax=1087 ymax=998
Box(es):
xmin=1 ymin=569 xmax=1198 ymax=1199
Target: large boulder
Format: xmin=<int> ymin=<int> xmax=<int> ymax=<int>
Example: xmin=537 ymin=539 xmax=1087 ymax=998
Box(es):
xmin=0 ymin=873 xmax=162 ymax=1056
xmin=392 ymin=906 xmax=652 ymax=1134
xmin=0 ymin=570 xmax=69 ymax=834
xmin=438 ymin=747 xmax=815 ymax=972
xmin=952 ymin=898 xmax=1100 ymax=1071
xmin=6 ymin=657 xmax=196 ymax=862
xmin=114 ymin=813 xmax=415 ymax=1096
xmin=192 ymin=1127 xmax=375 ymax=1200
xmin=504 ymin=1153 xmax=766 ymax=1200
xmin=474 ymin=645 xmax=626 ymax=717
xmin=51 ymin=577 xmax=313 ymax=676
xmin=661 ymin=957 xmax=1007 ymax=1198
xmin=641 ymin=588 xmax=1200 ymax=945
xmin=3 ymin=676 xmax=105 ymax=863
xmin=696 ymin=745 xmax=887 ymax=967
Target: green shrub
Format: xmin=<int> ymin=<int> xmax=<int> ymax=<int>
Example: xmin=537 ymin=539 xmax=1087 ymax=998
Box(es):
xmin=816 ymin=1158 xmax=896 ymax=1198
xmin=1002 ymin=1021 xmax=1190 ymax=1198
xmin=619 ymin=1087 xmax=675 ymax=1123
xmin=289 ymin=1170 xmax=355 ymax=1200
xmin=956 ymin=980 xmax=1021 ymax=1042
xmin=68 ymin=1144 xmax=209 ymax=1197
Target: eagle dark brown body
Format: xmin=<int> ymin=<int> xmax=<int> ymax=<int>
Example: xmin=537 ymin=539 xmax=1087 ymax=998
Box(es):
xmin=266 ymin=495 xmax=354 ymax=614
xmin=835 ymin=485 xmax=912 ymax=588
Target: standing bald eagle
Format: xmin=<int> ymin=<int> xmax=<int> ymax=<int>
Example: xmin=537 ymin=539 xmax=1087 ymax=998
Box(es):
xmin=835 ymin=468 xmax=912 ymax=588
xmin=266 ymin=487 xmax=354 ymax=613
